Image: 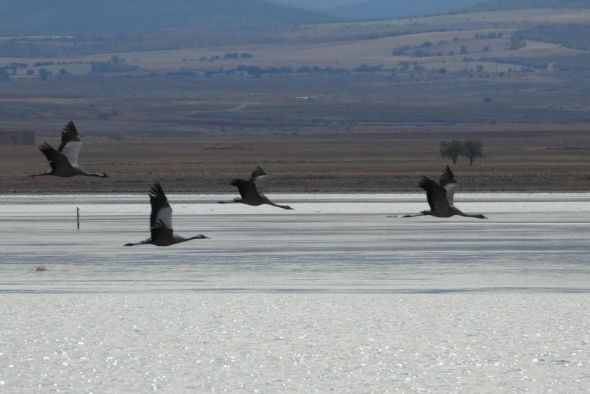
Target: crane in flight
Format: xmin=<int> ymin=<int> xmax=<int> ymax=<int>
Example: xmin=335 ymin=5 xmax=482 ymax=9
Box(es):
xmin=219 ymin=166 xmax=293 ymax=210
xmin=404 ymin=166 xmax=487 ymax=219
xmin=125 ymin=182 xmax=208 ymax=247
xmin=30 ymin=121 xmax=108 ymax=178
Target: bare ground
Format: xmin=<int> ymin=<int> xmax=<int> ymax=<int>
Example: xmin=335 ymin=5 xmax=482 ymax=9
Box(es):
xmin=2 ymin=124 xmax=590 ymax=193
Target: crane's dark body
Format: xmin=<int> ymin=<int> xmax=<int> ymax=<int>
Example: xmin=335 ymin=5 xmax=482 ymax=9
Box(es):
xmin=31 ymin=121 xmax=107 ymax=178
xmin=125 ymin=182 xmax=208 ymax=247
xmin=405 ymin=166 xmax=486 ymax=219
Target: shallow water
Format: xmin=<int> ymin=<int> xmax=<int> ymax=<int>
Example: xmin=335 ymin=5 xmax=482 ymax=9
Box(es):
xmin=1 ymin=194 xmax=589 ymax=393
xmin=1 ymin=193 xmax=589 ymax=294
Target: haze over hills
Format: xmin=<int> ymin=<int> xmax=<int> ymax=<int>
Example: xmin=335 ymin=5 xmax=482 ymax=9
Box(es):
xmin=0 ymin=0 xmax=331 ymax=35
xmin=471 ymin=0 xmax=590 ymax=10
xmin=266 ymin=0 xmax=590 ymax=18
xmin=328 ymin=0 xmax=482 ymax=20
xmin=3 ymin=0 xmax=588 ymax=36
xmin=268 ymin=0 xmax=366 ymax=9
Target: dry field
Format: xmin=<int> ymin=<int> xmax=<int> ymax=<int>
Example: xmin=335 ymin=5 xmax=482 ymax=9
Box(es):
xmin=2 ymin=122 xmax=589 ymax=193
xmin=0 ymin=73 xmax=589 ymax=193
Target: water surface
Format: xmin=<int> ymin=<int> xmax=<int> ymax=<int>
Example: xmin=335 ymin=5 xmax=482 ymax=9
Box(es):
xmin=1 ymin=193 xmax=589 ymax=294
xmin=2 ymin=194 xmax=590 ymax=393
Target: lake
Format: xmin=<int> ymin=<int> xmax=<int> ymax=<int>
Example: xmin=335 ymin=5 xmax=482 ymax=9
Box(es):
xmin=0 ymin=193 xmax=589 ymax=392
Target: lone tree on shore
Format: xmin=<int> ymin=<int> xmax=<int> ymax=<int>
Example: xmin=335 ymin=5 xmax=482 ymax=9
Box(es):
xmin=440 ymin=139 xmax=485 ymax=165
xmin=463 ymin=139 xmax=484 ymax=165
xmin=440 ymin=140 xmax=465 ymax=165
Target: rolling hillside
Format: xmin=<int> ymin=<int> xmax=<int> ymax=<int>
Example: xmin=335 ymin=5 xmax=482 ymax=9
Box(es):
xmin=0 ymin=0 xmax=331 ymax=35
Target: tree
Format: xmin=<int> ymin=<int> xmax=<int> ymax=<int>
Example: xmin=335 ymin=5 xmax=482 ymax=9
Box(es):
xmin=463 ymin=139 xmax=484 ymax=166
xmin=392 ymin=45 xmax=410 ymax=56
xmin=38 ymin=68 xmax=51 ymax=80
xmin=440 ymin=140 xmax=465 ymax=165
xmin=0 ymin=68 xmax=9 ymax=81
xmin=510 ymin=38 xmax=526 ymax=50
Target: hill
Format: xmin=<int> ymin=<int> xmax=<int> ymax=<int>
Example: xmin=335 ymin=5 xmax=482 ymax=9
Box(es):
xmin=328 ymin=0 xmax=481 ymax=20
xmin=470 ymin=0 xmax=590 ymax=11
xmin=0 ymin=0 xmax=331 ymax=35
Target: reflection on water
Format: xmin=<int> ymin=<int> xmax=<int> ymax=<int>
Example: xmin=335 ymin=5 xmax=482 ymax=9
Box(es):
xmin=1 ymin=193 xmax=589 ymax=294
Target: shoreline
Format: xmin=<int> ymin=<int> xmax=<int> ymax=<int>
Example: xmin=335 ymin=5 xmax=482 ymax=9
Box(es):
xmin=1 ymin=185 xmax=589 ymax=194
xmin=0 ymin=190 xmax=590 ymax=199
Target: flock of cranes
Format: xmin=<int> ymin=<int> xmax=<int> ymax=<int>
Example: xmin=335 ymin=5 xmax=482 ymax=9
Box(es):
xmin=30 ymin=122 xmax=488 ymax=247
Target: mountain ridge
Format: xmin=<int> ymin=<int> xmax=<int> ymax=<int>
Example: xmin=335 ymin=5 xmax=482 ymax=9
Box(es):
xmin=0 ymin=0 xmax=331 ymax=35
xmin=470 ymin=0 xmax=590 ymax=11
xmin=327 ymin=0 xmax=482 ymax=20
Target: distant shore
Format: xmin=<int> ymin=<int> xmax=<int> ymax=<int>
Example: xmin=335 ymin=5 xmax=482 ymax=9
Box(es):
xmin=2 ymin=128 xmax=589 ymax=194
xmin=1 ymin=175 xmax=589 ymax=194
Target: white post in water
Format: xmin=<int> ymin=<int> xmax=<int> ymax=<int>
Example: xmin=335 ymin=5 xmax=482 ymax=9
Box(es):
xmin=76 ymin=207 xmax=80 ymax=230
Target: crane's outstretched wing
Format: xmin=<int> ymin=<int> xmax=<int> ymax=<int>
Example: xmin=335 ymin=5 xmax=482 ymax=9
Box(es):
xmin=439 ymin=166 xmax=458 ymax=206
xmin=419 ymin=177 xmax=451 ymax=214
xmin=231 ymin=179 xmax=260 ymax=200
xmin=58 ymin=121 xmax=82 ymax=167
xmin=39 ymin=143 xmax=73 ymax=172
xmin=250 ymin=166 xmax=268 ymax=183
xmin=149 ymin=182 xmax=173 ymax=231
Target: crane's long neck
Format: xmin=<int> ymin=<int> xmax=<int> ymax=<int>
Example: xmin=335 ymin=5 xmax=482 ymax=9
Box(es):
xmin=174 ymin=234 xmax=208 ymax=244
xmin=124 ymin=239 xmax=151 ymax=247
xmin=403 ymin=211 xmax=431 ymax=218
xmin=268 ymin=202 xmax=293 ymax=210
xmin=457 ymin=210 xmax=487 ymax=219
xmin=188 ymin=234 xmax=208 ymax=241
xmin=84 ymin=172 xmax=108 ymax=178
xmin=261 ymin=195 xmax=292 ymax=210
